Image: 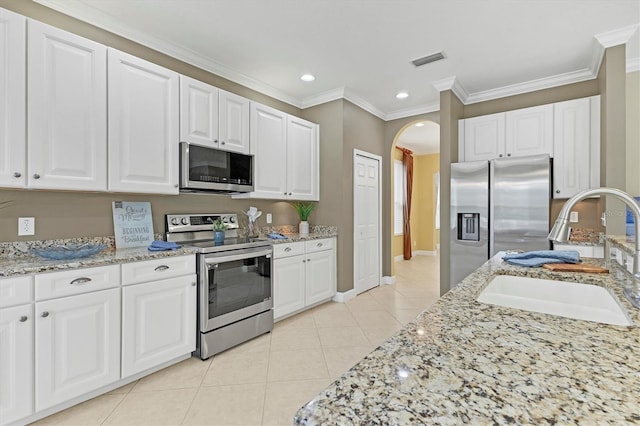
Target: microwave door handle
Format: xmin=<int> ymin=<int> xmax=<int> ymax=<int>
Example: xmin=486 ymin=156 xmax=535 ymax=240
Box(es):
xmin=204 ymin=247 xmax=273 ymax=264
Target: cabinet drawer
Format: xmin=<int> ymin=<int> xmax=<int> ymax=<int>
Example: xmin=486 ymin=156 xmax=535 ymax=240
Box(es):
xmin=35 ymin=265 xmax=120 ymax=301
xmin=0 ymin=275 xmax=33 ymax=308
xmin=121 ymin=255 xmax=196 ymax=286
xmin=305 ymin=238 xmax=334 ymax=254
xmin=273 ymin=242 xmax=305 ymax=259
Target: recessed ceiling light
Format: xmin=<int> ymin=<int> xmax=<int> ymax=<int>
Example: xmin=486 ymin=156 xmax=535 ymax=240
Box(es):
xmin=300 ymin=74 xmax=315 ymax=82
xmin=396 ymin=91 xmax=409 ymax=99
xmin=415 ymin=123 xmax=425 ymax=127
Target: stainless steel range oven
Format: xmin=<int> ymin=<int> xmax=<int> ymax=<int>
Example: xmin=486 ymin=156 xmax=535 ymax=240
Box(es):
xmin=166 ymin=213 xmax=273 ymax=360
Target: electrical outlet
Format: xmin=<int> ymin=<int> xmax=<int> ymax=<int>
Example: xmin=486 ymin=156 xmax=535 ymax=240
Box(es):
xmin=266 ymin=213 xmax=272 ymax=224
xmin=569 ymin=211 xmax=579 ymax=223
xmin=18 ymin=217 xmax=35 ymax=236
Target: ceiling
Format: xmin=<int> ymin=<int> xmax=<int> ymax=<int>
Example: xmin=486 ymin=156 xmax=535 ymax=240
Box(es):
xmin=35 ymin=0 xmax=639 ymax=128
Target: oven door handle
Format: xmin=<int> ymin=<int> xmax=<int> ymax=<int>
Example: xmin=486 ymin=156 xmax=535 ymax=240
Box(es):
xmin=203 ymin=247 xmax=273 ymax=265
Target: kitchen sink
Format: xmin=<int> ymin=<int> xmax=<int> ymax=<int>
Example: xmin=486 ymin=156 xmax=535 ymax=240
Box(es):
xmin=477 ymin=275 xmax=633 ymax=326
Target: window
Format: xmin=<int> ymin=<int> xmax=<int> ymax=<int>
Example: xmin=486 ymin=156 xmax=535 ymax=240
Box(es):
xmin=394 ymin=160 xmax=404 ymax=235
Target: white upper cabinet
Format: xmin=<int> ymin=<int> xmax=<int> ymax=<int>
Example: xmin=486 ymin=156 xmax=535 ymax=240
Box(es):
xmin=0 ymin=9 xmax=26 ymax=188
xmin=108 ymin=48 xmax=179 ymax=194
xmin=27 ymin=20 xmax=107 ymax=190
xmin=505 ymin=104 xmax=553 ymax=158
xmin=179 ymin=76 xmax=219 ymax=147
xmin=553 ymin=96 xmax=600 ymax=198
xmin=247 ymin=102 xmax=288 ymax=198
xmin=235 ymin=103 xmax=319 ymax=200
xmin=179 ymin=76 xmax=250 ymax=154
xmin=218 ymin=89 xmax=250 ymax=153
xmin=287 ymin=115 xmax=319 ymax=200
xmin=461 ymin=112 xmax=506 ymax=162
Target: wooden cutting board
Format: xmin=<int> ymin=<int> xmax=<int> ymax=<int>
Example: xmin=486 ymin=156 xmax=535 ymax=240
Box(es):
xmin=542 ymin=263 xmax=609 ymax=273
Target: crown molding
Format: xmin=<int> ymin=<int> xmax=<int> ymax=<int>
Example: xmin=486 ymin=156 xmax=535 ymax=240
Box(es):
xmin=384 ymin=102 xmax=440 ymax=121
xmin=432 ymin=76 xmax=470 ymax=104
xmin=595 ymin=24 xmax=639 ymax=48
xmin=343 ymin=88 xmax=387 ymax=120
xmin=628 ymin=57 xmax=640 ymax=73
xmin=299 ymin=88 xmax=345 ymax=109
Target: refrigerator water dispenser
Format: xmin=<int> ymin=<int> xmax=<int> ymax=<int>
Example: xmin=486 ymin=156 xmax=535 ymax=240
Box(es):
xmin=458 ymin=213 xmax=480 ymax=241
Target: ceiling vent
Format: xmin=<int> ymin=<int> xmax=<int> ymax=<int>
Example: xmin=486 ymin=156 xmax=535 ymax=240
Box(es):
xmin=411 ymin=51 xmax=446 ymax=67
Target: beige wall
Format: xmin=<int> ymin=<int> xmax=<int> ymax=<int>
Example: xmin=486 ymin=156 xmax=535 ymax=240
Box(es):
xmin=626 ymin=71 xmax=640 ymax=196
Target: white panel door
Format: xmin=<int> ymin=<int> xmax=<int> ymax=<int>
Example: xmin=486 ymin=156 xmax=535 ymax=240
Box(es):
xmin=219 ymin=90 xmax=250 ymax=154
xmin=35 ymin=288 xmax=120 ymax=411
xmin=354 ymin=152 xmax=381 ymax=294
xmin=0 ymin=304 xmax=33 ymax=424
xmin=287 ymin=115 xmax=319 ymax=201
xmin=505 ymin=104 xmax=553 ymax=158
xmin=463 ymin=112 xmax=506 ymax=161
xmin=0 ymin=9 xmax=26 ymax=188
xmin=553 ymin=97 xmax=591 ymax=198
xmin=305 ymin=249 xmax=335 ymax=306
xmin=121 ymin=276 xmax=196 ymax=378
xmin=249 ymin=103 xmax=287 ymax=198
xmin=179 ymin=75 xmax=219 ymax=147
xmin=28 ymin=20 xmax=107 ymax=191
xmin=108 ymin=48 xmax=179 ymax=194
xmin=273 ymin=255 xmax=306 ymax=320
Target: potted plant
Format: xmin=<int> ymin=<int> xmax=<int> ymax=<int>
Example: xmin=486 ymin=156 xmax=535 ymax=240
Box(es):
xmin=211 ymin=218 xmax=228 ymax=243
xmin=290 ymin=202 xmax=315 ymax=234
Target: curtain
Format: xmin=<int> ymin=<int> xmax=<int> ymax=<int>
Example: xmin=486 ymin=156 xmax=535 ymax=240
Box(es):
xmin=399 ymin=147 xmax=413 ymax=260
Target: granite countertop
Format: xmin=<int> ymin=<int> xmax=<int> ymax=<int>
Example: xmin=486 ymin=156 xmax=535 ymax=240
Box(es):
xmin=295 ymin=255 xmax=640 ymax=424
xmin=0 ymin=237 xmax=196 ymax=277
xmin=607 ymin=234 xmax=635 ymax=256
xmin=263 ymin=224 xmax=337 ymax=244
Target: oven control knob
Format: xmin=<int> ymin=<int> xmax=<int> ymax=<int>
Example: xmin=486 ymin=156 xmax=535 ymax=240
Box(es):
xmin=181 ymin=217 xmax=189 ymax=225
xmin=229 ymin=216 xmax=236 ymax=223
xmin=170 ymin=217 xmax=180 ymax=226
xmin=222 ymin=217 xmax=229 ymax=223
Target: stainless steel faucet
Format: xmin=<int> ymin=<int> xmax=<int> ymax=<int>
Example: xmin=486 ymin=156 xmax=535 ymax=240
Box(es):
xmin=548 ymin=187 xmax=640 ymax=309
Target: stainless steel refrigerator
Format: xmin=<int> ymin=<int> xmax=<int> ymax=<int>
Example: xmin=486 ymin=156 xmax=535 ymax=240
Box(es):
xmin=450 ymin=154 xmax=551 ymax=286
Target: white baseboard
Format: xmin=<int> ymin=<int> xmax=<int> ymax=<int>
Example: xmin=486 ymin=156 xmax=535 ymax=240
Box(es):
xmin=394 ymin=255 xmax=404 ymax=262
xmin=333 ymin=289 xmax=357 ymax=303
xmin=414 ymin=250 xmax=437 ymax=256
xmin=381 ymin=275 xmax=395 ymax=285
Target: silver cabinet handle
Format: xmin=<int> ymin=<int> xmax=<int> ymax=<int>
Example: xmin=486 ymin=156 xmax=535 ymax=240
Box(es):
xmin=556 ymin=189 xmax=561 ymax=194
xmin=174 ymin=184 xmax=179 ymax=188
xmin=498 ymin=154 xmax=503 ymax=158
xmin=33 ymin=173 xmax=41 ymax=179
xmin=507 ymin=153 xmax=511 ymax=157
xmin=284 ymin=247 xmax=292 ymax=252
xmin=155 ymin=265 xmax=170 ymax=271
xmin=214 ymin=139 xmax=218 ymax=144
xmin=316 ymin=243 xmax=323 ymax=247
xmin=19 ymin=316 xmax=28 ymax=322
xmin=307 ymin=258 xmax=311 ymax=262
xmin=221 ymin=141 xmax=226 ymax=145
xmin=191 ymin=282 xmax=196 ymax=286
xmin=41 ymin=311 xmax=49 ymax=318
xmin=302 ymin=259 xmax=306 ymax=263
xmin=70 ymin=277 xmax=92 ymax=285
xmin=13 ymin=172 xmax=21 ymax=178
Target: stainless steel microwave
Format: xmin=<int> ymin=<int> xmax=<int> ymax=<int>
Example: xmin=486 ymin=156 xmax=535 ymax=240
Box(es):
xmin=179 ymin=142 xmax=254 ymax=193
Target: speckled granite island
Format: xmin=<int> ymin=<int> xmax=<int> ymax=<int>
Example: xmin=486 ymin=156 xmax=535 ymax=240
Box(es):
xmin=295 ymin=254 xmax=640 ymax=425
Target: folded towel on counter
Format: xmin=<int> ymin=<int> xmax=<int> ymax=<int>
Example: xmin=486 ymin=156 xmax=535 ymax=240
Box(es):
xmin=267 ymin=232 xmax=289 ymax=240
xmin=148 ymin=240 xmax=182 ymax=251
xmin=502 ymin=250 xmax=581 ymax=267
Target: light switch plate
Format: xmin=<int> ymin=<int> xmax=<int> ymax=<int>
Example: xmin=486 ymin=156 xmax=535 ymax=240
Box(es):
xmin=266 ymin=213 xmax=272 ymax=224
xmin=569 ymin=211 xmax=579 ymax=223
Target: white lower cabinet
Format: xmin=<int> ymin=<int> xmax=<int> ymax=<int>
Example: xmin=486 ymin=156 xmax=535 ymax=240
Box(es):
xmin=553 ymin=243 xmax=604 ymax=259
xmin=35 ymin=287 xmax=121 ymax=411
xmin=0 ymin=303 xmax=34 ymax=424
xmin=273 ymin=238 xmax=336 ymax=320
xmin=121 ymin=275 xmax=196 ymax=378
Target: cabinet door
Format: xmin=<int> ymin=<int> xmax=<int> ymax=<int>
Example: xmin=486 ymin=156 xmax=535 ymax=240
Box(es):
xmin=0 ymin=9 xmax=26 ymax=188
xmin=463 ymin=113 xmax=506 ymax=161
xmin=249 ymin=103 xmax=288 ymax=198
xmin=108 ymin=48 xmax=179 ymax=194
xmin=553 ymin=98 xmax=591 ymax=198
xmin=219 ymin=90 xmax=250 ymax=154
xmin=0 ymin=304 xmax=33 ymax=424
xmin=121 ymin=275 xmax=196 ymax=378
xmin=505 ymin=104 xmax=553 ymax=158
xmin=179 ymin=75 xmax=219 ymax=147
xmin=28 ymin=20 xmax=107 ymax=191
xmin=305 ymin=249 xmax=336 ymax=306
xmin=35 ymin=288 xmax=120 ymax=411
xmin=273 ymin=255 xmax=306 ymax=320
xmin=287 ymin=116 xmax=319 ymax=201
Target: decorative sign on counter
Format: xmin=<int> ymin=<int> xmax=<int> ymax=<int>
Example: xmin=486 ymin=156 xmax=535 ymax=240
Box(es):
xmin=112 ymin=202 xmax=154 ymax=248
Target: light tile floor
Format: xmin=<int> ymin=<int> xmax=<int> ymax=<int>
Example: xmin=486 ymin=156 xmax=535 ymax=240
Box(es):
xmin=31 ymin=254 xmax=440 ymax=426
